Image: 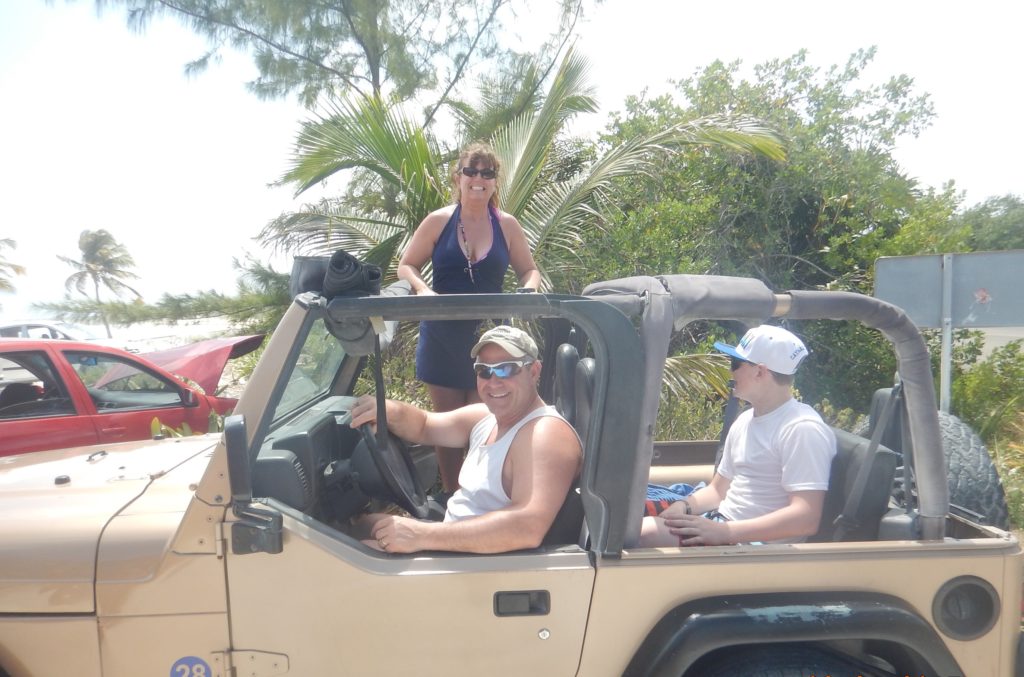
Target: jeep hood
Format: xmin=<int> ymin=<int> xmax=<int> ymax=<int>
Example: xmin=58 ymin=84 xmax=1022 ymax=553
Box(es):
xmin=0 ymin=435 xmax=218 ymax=614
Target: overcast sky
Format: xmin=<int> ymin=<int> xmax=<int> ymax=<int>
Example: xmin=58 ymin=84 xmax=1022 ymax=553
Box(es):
xmin=1 ymin=0 xmax=1020 ymax=323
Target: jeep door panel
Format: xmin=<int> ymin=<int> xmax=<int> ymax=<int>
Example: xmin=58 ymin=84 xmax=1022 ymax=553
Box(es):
xmin=225 ymin=511 xmax=595 ymax=676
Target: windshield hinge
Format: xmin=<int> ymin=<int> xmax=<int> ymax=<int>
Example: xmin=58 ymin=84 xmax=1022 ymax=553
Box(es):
xmin=215 ymin=521 xmax=225 ymax=558
xmin=213 ymin=650 xmax=290 ymax=676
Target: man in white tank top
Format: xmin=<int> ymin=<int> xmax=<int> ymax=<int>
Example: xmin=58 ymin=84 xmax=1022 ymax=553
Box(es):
xmin=350 ymin=325 xmax=582 ymax=554
xmin=640 ymin=325 xmax=837 ymax=546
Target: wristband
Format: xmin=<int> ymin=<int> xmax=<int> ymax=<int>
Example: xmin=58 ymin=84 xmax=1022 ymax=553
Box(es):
xmin=682 ymin=499 xmax=693 ymax=515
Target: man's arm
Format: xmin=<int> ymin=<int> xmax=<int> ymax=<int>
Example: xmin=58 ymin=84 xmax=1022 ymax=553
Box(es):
xmin=349 ymin=395 xmax=488 ymax=449
xmin=371 ymin=416 xmax=582 ymax=553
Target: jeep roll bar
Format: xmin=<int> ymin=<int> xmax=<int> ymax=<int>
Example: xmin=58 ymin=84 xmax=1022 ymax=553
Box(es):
xmin=583 ymin=274 xmax=947 ymax=541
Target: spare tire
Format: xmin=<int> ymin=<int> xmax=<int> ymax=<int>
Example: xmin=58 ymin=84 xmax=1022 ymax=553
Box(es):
xmin=849 ymin=411 xmax=1009 ymax=529
xmin=941 ymin=411 xmax=1009 ymax=529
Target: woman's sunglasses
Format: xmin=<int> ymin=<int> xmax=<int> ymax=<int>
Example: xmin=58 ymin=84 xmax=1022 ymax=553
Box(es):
xmin=473 ymin=360 xmax=533 ymax=380
xmin=730 ymin=356 xmax=756 ymax=371
xmin=461 ymin=166 xmax=497 ymax=180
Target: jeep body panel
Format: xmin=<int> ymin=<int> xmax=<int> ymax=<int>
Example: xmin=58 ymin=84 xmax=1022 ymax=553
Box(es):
xmin=582 ymin=537 xmax=1022 ymax=675
xmin=0 ymin=436 xmax=216 ymax=613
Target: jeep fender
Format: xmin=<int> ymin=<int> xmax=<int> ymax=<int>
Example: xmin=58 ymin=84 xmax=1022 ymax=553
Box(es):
xmin=623 ymin=591 xmax=962 ymax=677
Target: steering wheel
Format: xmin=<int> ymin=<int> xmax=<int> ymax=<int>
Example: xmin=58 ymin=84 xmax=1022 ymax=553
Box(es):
xmin=357 ymin=422 xmax=430 ymax=519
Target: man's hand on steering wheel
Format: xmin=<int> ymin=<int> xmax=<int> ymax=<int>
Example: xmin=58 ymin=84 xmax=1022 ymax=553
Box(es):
xmin=349 ymin=394 xmax=380 ymax=430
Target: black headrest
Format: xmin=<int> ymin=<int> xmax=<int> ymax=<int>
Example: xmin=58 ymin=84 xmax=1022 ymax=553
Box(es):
xmin=868 ymin=388 xmax=905 ymax=454
xmin=554 ymin=344 xmax=580 ymax=425
xmin=575 ymin=357 xmax=596 ymax=448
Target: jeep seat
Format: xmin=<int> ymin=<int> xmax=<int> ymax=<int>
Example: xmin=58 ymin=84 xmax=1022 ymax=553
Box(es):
xmin=810 ymin=428 xmax=899 ymax=542
xmin=541 ymin=345 xmax=593 ymax=546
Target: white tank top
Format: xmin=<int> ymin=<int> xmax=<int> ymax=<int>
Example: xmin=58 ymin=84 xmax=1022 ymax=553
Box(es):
xmin=444 ymin=405 xmax=563 ymax=522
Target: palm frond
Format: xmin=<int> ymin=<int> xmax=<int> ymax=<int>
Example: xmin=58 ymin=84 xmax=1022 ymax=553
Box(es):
xmin=670 ymin=115 xmax=787 ymax=162
xmin=261 ymin=200 xmax=408 ymax=259
xmin=662 ymin=354 xmax=732 ymax=401
xmin=494 ymin=47 xmax=597 ymax=215
xmin=284 ymin=96 xmax=449 ymax=225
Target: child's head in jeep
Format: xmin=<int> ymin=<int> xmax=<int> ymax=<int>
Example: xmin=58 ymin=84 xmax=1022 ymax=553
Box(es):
xmin=715 ymin=325 xmax=808 ymax=401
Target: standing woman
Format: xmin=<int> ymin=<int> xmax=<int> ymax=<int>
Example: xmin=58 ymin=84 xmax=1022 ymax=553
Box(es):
xmin=398 ymin=142 xmax=541 ymax=492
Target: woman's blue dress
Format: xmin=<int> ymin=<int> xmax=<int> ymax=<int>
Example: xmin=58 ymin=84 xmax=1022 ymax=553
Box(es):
xmin=415 ymin=204 xmax=510 ymax=389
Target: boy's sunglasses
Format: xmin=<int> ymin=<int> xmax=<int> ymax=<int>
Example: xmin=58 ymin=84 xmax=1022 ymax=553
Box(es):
xmin=473 ymin=360 xmax=533 ymax=380
xmin=730 ymin=356 xmax=756 ymax=371
xmin=461 ymin=166 xmax=497 ymax=180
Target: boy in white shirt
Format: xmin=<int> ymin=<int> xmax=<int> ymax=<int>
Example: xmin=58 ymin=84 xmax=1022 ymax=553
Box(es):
xmin=640 ymin=325 xmax=837 ymax=546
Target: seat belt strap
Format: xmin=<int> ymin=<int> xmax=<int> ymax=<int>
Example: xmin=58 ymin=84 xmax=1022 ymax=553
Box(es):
xmin=833 ymin=382 xmax=903 ymax=541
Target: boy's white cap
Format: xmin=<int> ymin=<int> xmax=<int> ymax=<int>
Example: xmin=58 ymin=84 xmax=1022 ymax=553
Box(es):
xmin=714 ymin=325 xmax=808 ymax=375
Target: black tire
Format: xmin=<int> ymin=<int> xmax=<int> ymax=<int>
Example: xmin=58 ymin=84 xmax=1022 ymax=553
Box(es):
xmin=850 ymin=411 xmax=1009 ymax=529
xmin=941 ymin=411 xmax=1009 ymax=529
xmin=698 ymin=645 xmax=873 ymax=677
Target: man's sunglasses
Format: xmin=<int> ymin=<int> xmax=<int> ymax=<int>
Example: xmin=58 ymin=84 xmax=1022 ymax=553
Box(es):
xmin=461 ymin=166 xmax=497 ymax=180
xmin=730 ymin=356 xmax=756 ymax=371
xmin=473 ymin=360 xmax=533 ymax=380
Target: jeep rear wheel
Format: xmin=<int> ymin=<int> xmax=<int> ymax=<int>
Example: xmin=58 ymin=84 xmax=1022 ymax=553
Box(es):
xmin=695 ymin=645 xmax=875 ymax=677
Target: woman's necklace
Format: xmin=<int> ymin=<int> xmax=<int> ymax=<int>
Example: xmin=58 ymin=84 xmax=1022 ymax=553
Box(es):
xmin=458 ymin=219 xmax=475 ymax=284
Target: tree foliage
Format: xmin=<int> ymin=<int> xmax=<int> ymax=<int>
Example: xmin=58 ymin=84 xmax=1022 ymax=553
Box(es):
xmin=956 ymin=194 xmax=1024 ymax=252
xmin=593 ymin=48 xmax=940 ymax=413
xmin=56 ymin=229 xmax=142 ymax=338
xmin=952 ymin=340 xmax=1024 ymax=444
xmin=37 ymin=255 xmax=288 ymax=336
xmin=103 ymin=0 xmax=584 ymax=110
xmin=0 ymin=238 xmax=26 ymax=300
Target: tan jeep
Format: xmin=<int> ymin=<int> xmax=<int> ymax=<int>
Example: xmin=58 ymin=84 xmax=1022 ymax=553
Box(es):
xmin=0 ymin=269 xmax=1020 ymax=677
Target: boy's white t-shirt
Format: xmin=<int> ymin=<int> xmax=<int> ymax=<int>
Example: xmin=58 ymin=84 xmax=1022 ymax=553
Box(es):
xmin=717 ymin=398 xmax=837 ymax=522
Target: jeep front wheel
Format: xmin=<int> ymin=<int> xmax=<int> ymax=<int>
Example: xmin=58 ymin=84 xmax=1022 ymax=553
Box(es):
xmin=695 ymin=645 xmax=874 ymax=677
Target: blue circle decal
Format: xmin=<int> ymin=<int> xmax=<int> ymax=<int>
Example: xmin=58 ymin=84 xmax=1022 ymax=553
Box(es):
xmin=171 ymin=656 xmax=212 ymax=677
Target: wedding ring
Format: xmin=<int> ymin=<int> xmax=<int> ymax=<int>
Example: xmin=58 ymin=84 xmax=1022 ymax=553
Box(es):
xmin=378 ymin=538 xmax=387 ymax=549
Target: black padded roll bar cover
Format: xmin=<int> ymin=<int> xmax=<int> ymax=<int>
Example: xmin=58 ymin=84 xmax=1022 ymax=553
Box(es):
xmin=660 ymin=274 xmax=777 ymax=328
xmin=785 ymin=289 xmax=947 ymax=540
xmin=324 ymin=279 xmax=412 ymax=356
xmin=584 ymin=275 xmax=778 ymax=327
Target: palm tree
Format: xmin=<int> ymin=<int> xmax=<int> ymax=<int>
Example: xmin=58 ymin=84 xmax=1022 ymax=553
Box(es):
xmin=58 ymin=229 xmax=142 ymax=338
xmin=0 ymin=238 xmax=26 ymax=305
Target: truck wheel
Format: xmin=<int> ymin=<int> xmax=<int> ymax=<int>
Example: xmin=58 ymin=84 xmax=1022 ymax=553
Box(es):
xmin=697 ymin=645 xmax=867 ymax=676
xmin=941 ymin=411 xmax=1009 ymax=529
